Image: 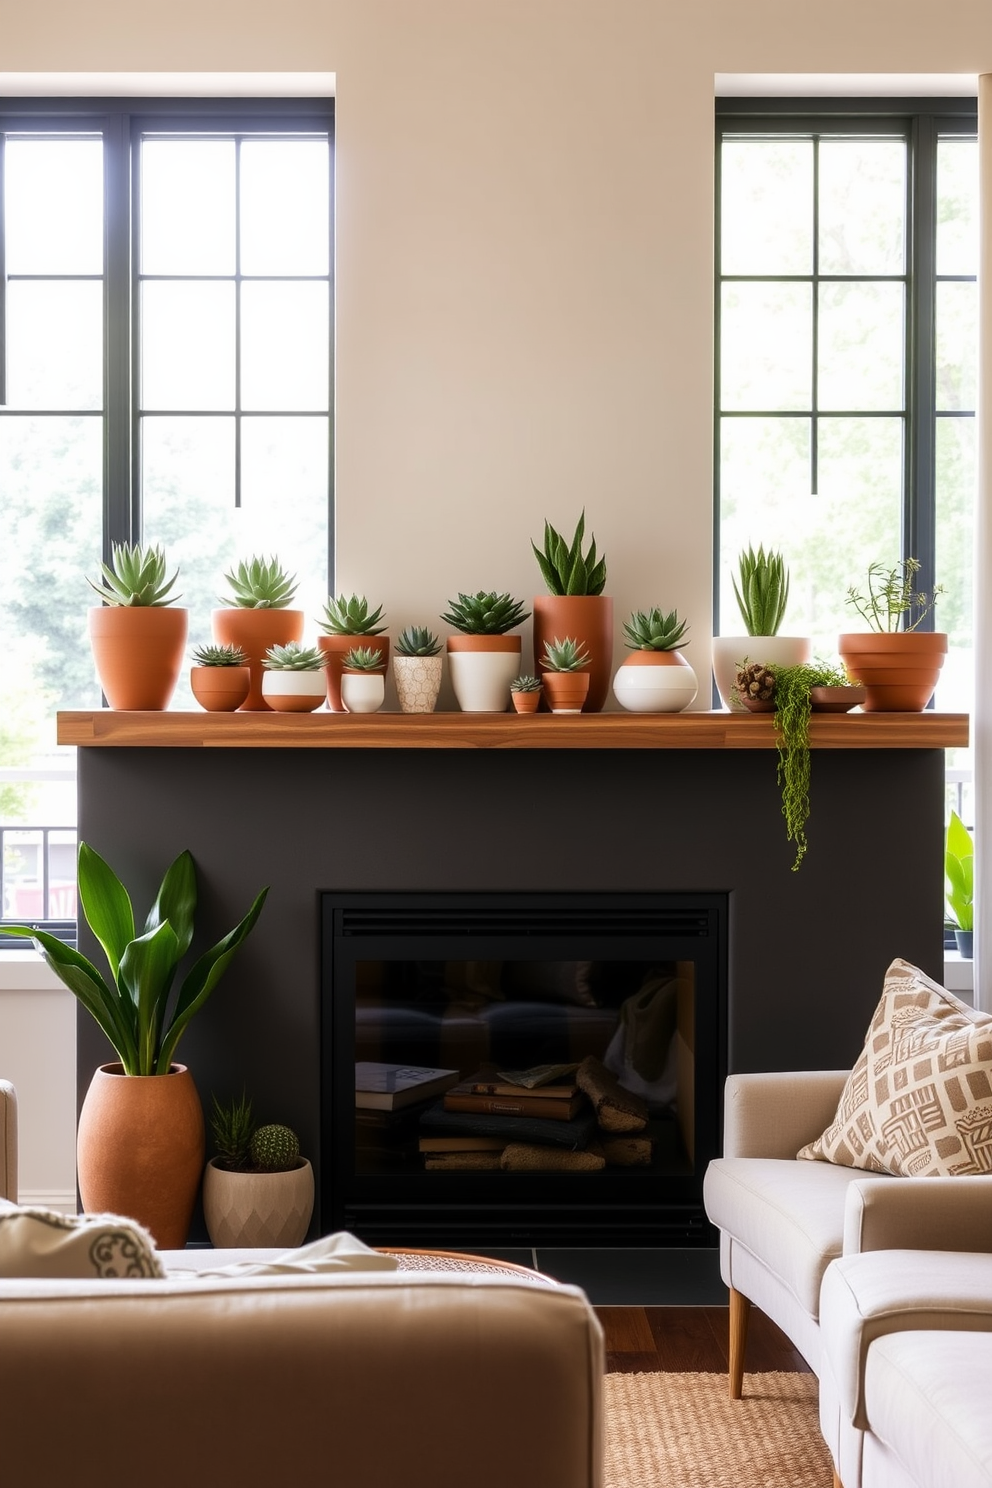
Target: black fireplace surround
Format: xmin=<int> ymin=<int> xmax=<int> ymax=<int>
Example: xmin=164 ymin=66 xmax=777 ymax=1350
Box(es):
xmin=322 ymin=890 xmax=727 ymax=1247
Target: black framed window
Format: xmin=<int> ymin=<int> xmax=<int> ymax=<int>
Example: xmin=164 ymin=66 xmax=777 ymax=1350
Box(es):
xmin=715 ymin=98 xmax=977 ymax=738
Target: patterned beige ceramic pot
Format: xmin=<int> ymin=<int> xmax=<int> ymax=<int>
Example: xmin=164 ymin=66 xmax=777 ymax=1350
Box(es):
xmin=202 ymin=1156 xmax=314 ymax=1247
xmin=393 ymin=654 xmax=443 ymax=713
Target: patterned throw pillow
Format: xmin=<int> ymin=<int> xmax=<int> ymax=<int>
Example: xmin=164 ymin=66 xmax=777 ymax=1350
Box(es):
xmin=797 ymin=958 xmax=992 ymax=1177
xmin=0 ymin=1205 xmax=164 ymax=1278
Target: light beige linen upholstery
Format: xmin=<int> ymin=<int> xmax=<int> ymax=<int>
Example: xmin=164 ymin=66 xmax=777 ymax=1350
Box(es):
xmin=722 ymin=1070 xmax=850 ymax=1159
xmin=0 ymin=1269 xmax=604 ymax=1488
xmin=844 ymin=1174 xmax=992 ymax=1255
xmin=0 ymin=1081 xmax=17 ymax=1203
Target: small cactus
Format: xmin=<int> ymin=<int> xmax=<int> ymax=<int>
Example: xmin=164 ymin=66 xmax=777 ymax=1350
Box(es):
xmin=249 ymin=1124 xmax=301 ymax=1172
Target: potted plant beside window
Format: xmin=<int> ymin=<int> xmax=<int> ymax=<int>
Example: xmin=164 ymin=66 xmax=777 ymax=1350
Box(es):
xmin=540 ymin=635 xmax=591 ymax=714
xmin=839 ymin=558 xmax=947 ymax=712
xmin=945 ymin=809 xmax=974 ymax=958
xmin=87 ymin=542 xmax=187 ymax=710
xmin=261 ymin=642 xmax=330 ymax=713
xmin=712 ymin=545 xmax=810 ymax=711
xmin=340 ymin=644 xmax=387 ymax=714
xmin=211 ymin=556 xmax=304 ymax=711
xmin=188 ymin=642 xmax=251 ymax=712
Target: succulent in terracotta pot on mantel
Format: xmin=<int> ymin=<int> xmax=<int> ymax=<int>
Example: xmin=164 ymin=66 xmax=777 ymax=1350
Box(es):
xmin=87 ymin=541 xmax=188 ymax=710
xmin=317 ymin=593 xmax=390 ymax=712
xmin=189 ymin=641 xmax=251 ymax=712
xmin=839 ymin=558 xmax=947 ymax=712
xmin=531 ymin=511 xmax=612 ymax=712
xmin=540 ymin=635 xmax=591 ymax=714
xmin=211 ymin=555 xmax=304 ymax=712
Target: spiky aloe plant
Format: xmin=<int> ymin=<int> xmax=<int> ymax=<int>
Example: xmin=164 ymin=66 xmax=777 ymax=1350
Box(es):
xmin=262 ymin=642 xmax=328 ymax=671
xmin=395 ymin=625 xmax=441 ymax=657
xmin=732 ymin=545 xmax=789 ymax=636
xmin=342 ymin=645 xmax=386 ymax=671
xmin=540 ymin=635 xmax=591 ymax=672
xmin=319 ymin=594 xmax=387 ymax=636
xmin=221 ymin=556 xmax=298 ymax=610
xmin=622 ymin=607 xmax=690 ymax=651
xmin=191 ymin=642 xmax=248 ymax=667
xmin=531 ymin=511 xmax=607 ymax=596
xmin=250 ymin=1124 xmax=301 ymax=1172
xmin=88 ymin=542 xmax=181 ymax=607
xmin=211 ymin=1091 xmax=255 ymax=1170
xmin=510 ymin=674 xmax=543 ymax=693
xmin=440 ymin=591 xmax=530 ymax=635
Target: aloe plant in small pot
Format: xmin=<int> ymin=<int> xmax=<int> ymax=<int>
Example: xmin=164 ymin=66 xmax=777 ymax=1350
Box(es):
xmin=393 ymin=626 xmax=443 ymax=714
xmin=613 ymin=608 xmax=697 ymax=713
xmin=87 ymin=542 xmax=188 ymax=710
xmin=712 ymin=545 xmax=811 ymax=711
xmin=317 ymin=593 xmax=389 ymax=712
xmin=441 ymin=591 xmax=530 ymax=713
xmin=532 ymin=511 xmax=613 ymax=712
xmin=4 ymin=845 xmax=267 ymax=1247
xmin=189 ymin=641 xmax=251 ymax=712
xmin=510 ymin=674 xmax=543 ymax=714
xmin=540 ymin=636 xmax=591 ymax=714
xmin=340 ymin=644 xmax=387 ymax=714
xmin=839 ymin=558 xmax=947 ymax=712
xmin=261 ymin=642 xmax=330 ymax=713
xmin=211 ymin=556 xmax=304 ymax=711
xmin=202 ymin=1093 xmax=314 ymax=1248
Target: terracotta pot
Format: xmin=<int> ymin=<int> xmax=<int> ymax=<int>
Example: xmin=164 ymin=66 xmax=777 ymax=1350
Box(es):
xmin=76 ymin=1063 xmax=204 ymax=1249
xmin=446 ymin=635 xmax=521 ymax=712
xmin=211 ymin=608 xmax=305 ymax=711
xmin=393 ymin=654 xmax=443 ymax=714
xmin=711 ymin=635 xmax=812 ymax=712
xmin=511 ymin=690 xmax=541 ymax=714
xmin=88 ymin=606 xmax=188 ymax=710
xmin=809 ymin=684 xmax=866 ymax=713
xmin=189 ymin=665 xmax=251 ymax=712
xmin=612 ymin=649 xmax=698 ymax=713
xmin=533 ymin=595 xmax=614 ymax=713
xmin=543 ymin=670 xmax=591 ymax=714
xmin=317 ymin=634 xmax=391 ymax=712
xmin=340 ymin=670 xmax=386 ymax=713
xmin=202 ymin=1156 xmax=315 ymax=1248
xmin=837 ymin=632 xmax=948 ymax=712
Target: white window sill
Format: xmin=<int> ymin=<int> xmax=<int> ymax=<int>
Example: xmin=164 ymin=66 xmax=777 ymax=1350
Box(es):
xmin=0 ymin=951 xmax=66 ymax=992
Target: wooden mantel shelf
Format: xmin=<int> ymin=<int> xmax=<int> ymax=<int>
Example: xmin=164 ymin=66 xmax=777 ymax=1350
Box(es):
xmin=57 ymin=709 xmax=969 ymax=750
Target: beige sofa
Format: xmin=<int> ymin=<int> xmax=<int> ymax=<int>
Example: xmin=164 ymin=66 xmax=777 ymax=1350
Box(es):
xmin=0 ymin=1081 xmax=604 ymax=1488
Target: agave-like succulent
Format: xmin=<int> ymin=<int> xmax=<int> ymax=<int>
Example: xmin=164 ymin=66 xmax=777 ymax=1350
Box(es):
xmin=395 ymin=625 xmax=442 ymax=657
xmin=440 ymin=591 xmax=530 ymax=635
xmin=221 ymin=556 xmax=298 ymax=610
xmin=343 ymin=644 xmax=386 ymax=671
xmin=540 ymin=635 xmax=591 ymax=672
xmin=191 ymin=642 xmax=248 ymax=667
xmin=88 ymin=542 xmax=181 ymax=607
xmin=622 ymin=607 xmax=690 ymax=652
xmin=210 ymin=1091 xmax=255 ymax=1170
xmin=319 ymin=593 xmax=387 ymax=636
xmin=510 ymin=674 xmax=543 ymax=693
xmin=262 ymin=642 xmax=328 ymax=671
xmin=531 ymin=510 xmax=607 ymax=597
xmin=732 ymin=545 xmax=789 ymax=637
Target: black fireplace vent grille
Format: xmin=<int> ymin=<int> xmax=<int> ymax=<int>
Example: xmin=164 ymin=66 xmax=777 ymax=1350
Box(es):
xmin=337 ymin=906 xmax=713 ymax=940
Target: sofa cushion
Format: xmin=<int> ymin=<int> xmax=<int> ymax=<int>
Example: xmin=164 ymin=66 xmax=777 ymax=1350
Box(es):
xmin=864 ymin=1331 xmax=992 ymax=1488
xmin=0 ymin=1204 xmax=163 ymax=1278
xmin=703 ymin=1156 xmax=869 ymax=1315
xmin=798 ymin=958 xmax=992 ymax=1177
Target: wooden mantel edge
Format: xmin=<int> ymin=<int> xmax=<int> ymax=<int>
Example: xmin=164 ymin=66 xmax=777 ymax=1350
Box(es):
xmin=56 ymin=710 xmax=970 ymax=750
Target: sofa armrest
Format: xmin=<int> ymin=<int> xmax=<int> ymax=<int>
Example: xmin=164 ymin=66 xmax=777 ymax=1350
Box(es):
xmin=0 ymin=1081 xmax=17 ymax=1204
xmin=722 ymin=1070 xmax=849 ymax=1158
xmin=844 ymin=1175 xmax=992 ymax=1255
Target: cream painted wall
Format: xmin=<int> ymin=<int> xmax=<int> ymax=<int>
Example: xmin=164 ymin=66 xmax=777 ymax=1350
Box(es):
xmin=0 ymin=961 xmax=77 ymax=1211
xmin=2 ymin=1 xmax=988 ymax=699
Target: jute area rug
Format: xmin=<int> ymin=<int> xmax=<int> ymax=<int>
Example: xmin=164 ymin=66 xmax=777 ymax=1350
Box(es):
xmin=604 ymin=1371 xmax=834 ymax=1488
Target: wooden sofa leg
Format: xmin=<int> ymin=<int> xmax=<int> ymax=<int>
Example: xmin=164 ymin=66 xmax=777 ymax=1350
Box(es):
xmin=833 ymin=1473 xmax=844 ymax=1488
xmin=728 ymin=1287 xmax=751 ymax=1399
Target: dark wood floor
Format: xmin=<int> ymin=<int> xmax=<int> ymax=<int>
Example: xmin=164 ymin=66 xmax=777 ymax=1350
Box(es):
xmin=596 ymin=1305 xmax=813 ymax=1375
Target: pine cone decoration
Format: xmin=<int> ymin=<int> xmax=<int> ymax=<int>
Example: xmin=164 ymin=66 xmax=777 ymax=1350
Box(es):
xmin=734 ymin=662 xmax=776 ymax=704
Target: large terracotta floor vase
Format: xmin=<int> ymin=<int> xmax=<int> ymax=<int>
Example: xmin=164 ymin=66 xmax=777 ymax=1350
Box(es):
xmin=76 ymin=1063 xmax=205 ymax=1249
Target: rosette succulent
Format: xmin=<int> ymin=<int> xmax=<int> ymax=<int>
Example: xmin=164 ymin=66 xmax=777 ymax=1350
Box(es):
xmin=88 ymin=542 xmax=181 ymax=607
xmin=319 ymin=593 xmax=387 ymax=636
xmin=221 ymin=555 xmax=298 ymax=610
xmin=440 ymin=591 xmax=530 ymax=635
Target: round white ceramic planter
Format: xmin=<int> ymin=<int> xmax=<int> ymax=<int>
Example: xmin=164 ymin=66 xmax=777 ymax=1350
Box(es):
xmin=446 ymin=638 xmax=521 ymax=713
xmin=393 ymin=654 xmax=443 ymax=714
xmin=341 ymin=672 xmax=385 ymax=713
xmin=261 ymin=669 xmax=327 ymax=712
xmin=612 ymin=651 xmax=698 ymax=713
xmin=711 ymin=635 xmax=812 ymax=711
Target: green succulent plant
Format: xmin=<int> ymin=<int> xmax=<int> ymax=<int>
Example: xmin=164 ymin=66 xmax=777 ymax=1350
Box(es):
xmin=731 ymin=545 xmax=789 ymax=636
xmin=440 ymin=591 xmax=530 ymax=635
xmin=210 ymin=1091 xmax=255 ymax=1169
xmin=342 ymin=645 xmax=386 ymax=671
xmin=221 ymin=555 xmax=298 ymax=610
xmin=766 ymin=659 xmax=849 ymax=872
xmin=250 ymin=1123 xmax=301 ymax=1173
xmin=531 ymin=511 xmax=607 ymax=596
xmin=191 ymin=642 xmax=248 ymax=667
xmin=845 ymin=558 xmax=944 ymax=634
xmin=540 ymin=635 xmax=591 ymax=672
xmin=395 ymin=625 xmax=442 ymax=657
xmin=319 ymin=593 xmax=387 ymax=636
xmin=262 ymin=642 xmax=328 ymax=671
xmin=622 ymin=607 xmax=690 ymax=651
xmin=88 ymin=542 xmax=181 ymax=607
xmin=510 ymin=674 xmax=543 ymax=693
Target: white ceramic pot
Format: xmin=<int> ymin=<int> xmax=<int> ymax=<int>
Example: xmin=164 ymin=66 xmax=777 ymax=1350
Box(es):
xmin=393 ymin=654 xmax=443 ymax=714
xmin=711 ymin=635 xmax=812 ymax=711
xmin=261 ymin=669 xmax=327 ymax=713
xmin=202 ymin=1157 xmax=315 ymax=1248
xmin=612 ymin=650 xmax=698 ymax=713
xmin=341 ymin=671 xmax=385 ymax=713
xmin=446 ymin=636 xmax=521 ymax=712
